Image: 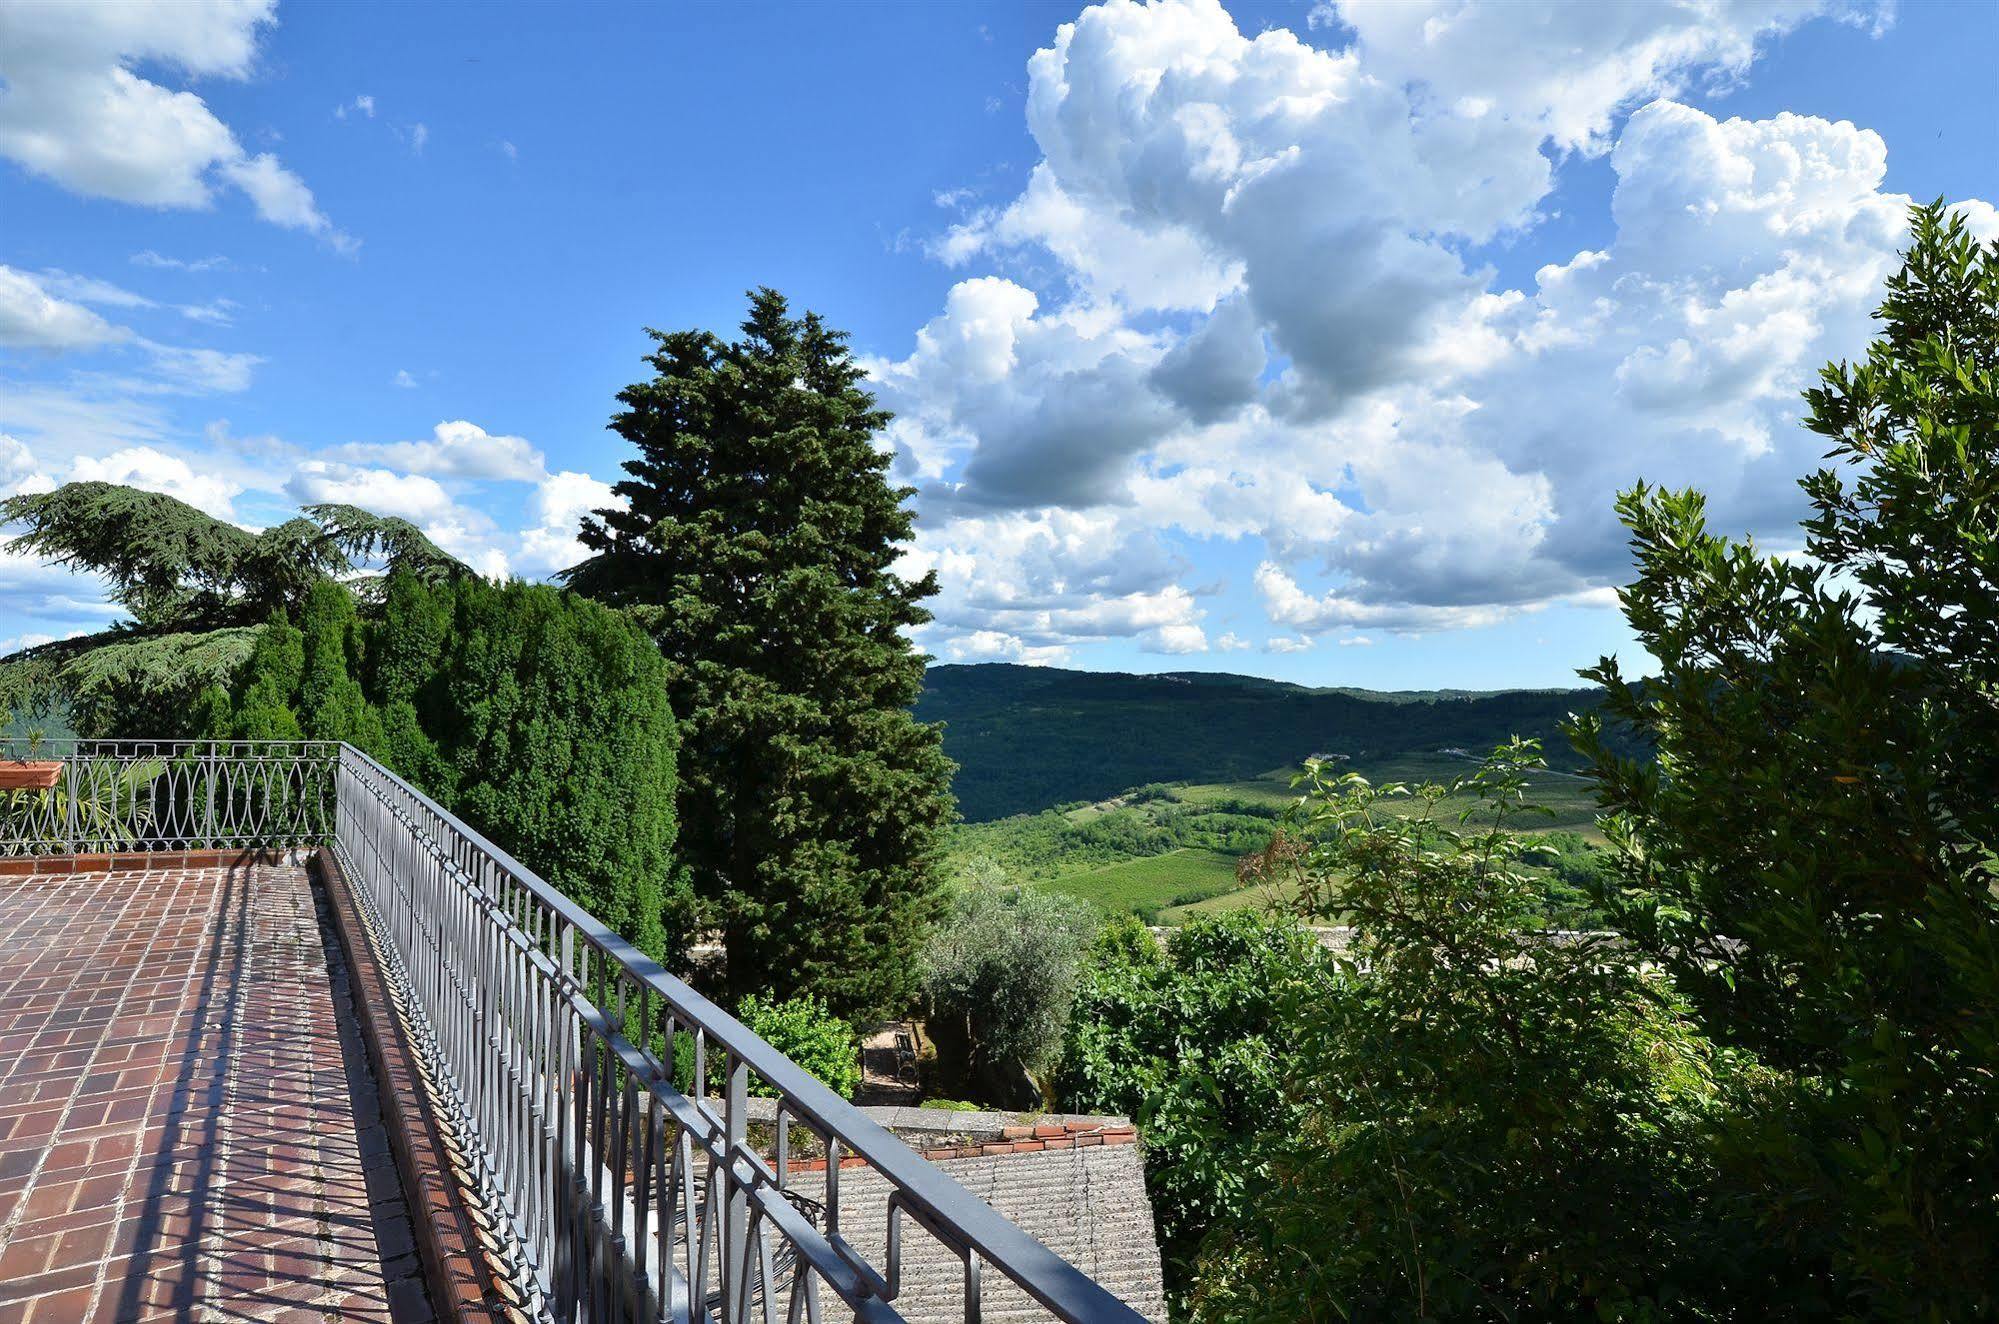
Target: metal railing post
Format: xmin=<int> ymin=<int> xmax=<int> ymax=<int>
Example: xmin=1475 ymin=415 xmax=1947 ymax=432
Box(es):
xmin=61 ymin=757 xmax=76 ymax=854
xmin=203 ymin=741 xmax=217 ymax=849
xmin=724 ymin=1050 xmax=749 ymax=1323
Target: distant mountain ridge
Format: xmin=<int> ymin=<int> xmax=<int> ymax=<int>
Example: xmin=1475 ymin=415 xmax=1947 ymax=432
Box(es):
xmin=917 ymin=664 xmax=1610 ymax=821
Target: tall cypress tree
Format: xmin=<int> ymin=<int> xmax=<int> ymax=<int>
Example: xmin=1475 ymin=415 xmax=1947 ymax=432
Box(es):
xmin=566 ymin=289 xmax=954 ymax=1019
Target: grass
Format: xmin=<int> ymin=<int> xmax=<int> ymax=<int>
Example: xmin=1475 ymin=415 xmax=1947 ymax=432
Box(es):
xmin=1176 ymin=755 xmax=1600 ymax=830
xmin=1171 ymin=768 xmax=1301 ymax=809
xmin=1035 ymin=848 xmax=1241 ymax=921
xmin=1158 ymin=876 xmax=1303 ymax=926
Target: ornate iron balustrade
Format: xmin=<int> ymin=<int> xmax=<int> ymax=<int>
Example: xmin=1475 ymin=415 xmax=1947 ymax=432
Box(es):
xmin=1 ymin=740 xmax=1146 ymax=1324
xmin=0 ymin=738 xmax=336 ymax=855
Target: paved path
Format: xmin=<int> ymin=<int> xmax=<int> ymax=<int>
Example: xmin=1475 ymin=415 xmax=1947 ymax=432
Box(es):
xmin=0 ymin=863 xmax=432 ymax=1323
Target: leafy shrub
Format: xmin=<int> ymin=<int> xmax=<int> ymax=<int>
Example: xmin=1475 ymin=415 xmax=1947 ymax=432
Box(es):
xmin=922 ymin=882 xmax=1097 ymax=1091
xmin=670 ymin=993 xmax=860 ymax=1100
xmin=738 ymin=994 xmax=861 ymax=1100
xmin=1058 ymin=911 xmax=1328 ymax=1290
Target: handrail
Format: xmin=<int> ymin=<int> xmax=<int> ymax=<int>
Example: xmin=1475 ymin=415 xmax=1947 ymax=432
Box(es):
xmin=331 ymin=744 xmax=1139 ymax=1323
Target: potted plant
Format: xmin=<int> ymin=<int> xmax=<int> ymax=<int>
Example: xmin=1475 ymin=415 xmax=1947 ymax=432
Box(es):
xmin=0 ymin=715 xmax=61 ymax=790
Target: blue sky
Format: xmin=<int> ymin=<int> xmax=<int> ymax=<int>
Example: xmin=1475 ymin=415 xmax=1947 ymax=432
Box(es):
xmin=1 ymin=0 xmax=1993 ymax=689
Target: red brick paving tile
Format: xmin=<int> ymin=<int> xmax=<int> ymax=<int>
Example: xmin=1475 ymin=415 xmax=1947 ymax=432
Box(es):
xmin=0 ymin=1230 xmax=51 ymax=1279
xmin=25 ymin=1287 xmax=93 ymax=1322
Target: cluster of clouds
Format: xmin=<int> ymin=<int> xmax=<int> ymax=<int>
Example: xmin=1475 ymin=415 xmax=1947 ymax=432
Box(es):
xmin=288 ymin=420 xmax=617 ymax=580
xmin=2 ymin=253 xmax=602 ymax=612
xmin=866 ymin=0 xmax=1994 ymax=663
xmin=0 ymin=0 xmax=350 ymax=251
xmin=3 ymin=0 xmax=1995 ymax=670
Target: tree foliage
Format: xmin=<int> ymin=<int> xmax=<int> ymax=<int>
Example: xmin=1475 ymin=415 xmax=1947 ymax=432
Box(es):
xmin=1569 ymin=202 xmax=1999 ymax=1316
xmin=0 ymin=483 xmax=466 ymax=631
xmin=297 ymin=579 xmax=384 ymax=749
xmin=412 ymin=577 xmax=687 ymax=957
xmin=0 ymin=484 xmax=472 ymax=738
xmin=57 ymin=626 xmax=264 ymax=738
xmin=565 ymin=288 xmax=954 ymax=1018
xmin=1058 ymin=911 xmax=1328 ymax=1290
xmin=1196 ymin=746 xmax=1743 ymax=1322
xmin=212 ymin=573 xmax=688 ymax=964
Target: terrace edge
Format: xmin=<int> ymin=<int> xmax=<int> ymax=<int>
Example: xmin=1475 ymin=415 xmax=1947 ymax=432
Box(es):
xmin=314 ymin=846 xmax=525 ymax=1323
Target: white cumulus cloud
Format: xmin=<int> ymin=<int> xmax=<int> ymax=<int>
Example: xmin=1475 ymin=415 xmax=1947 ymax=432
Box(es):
xmin=334 ymin=420 xmax=546 ymax=483
xmin=516 ymin=470 xmax=621 ymax=579
xmin=69 ymin=445 xmax=242 ymax=518
xmin=0 ymin=265 xmax=130 ymax=350
xmin=0 ymin=0 xmax=349 ymax=246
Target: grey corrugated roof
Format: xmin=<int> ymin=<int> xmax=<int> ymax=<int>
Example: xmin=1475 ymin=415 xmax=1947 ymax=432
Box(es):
xmin=832 ymin=1143 xmax=1169 ymax=1324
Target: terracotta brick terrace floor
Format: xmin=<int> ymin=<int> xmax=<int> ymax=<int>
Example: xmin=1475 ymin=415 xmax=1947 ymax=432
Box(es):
xmin=0 ymin=863 xmax=435 ymax=1323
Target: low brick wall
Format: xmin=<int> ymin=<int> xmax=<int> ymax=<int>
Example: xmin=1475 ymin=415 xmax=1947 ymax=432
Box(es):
xmin=312 ymin=848 xmax=526 ymax=1323
xmin=0 ymin=846 xmax=311 ymax=877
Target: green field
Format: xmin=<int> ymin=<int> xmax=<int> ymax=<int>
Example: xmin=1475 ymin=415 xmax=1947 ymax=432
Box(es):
xmin=1036 ymin=848 xmax=1242 ymax=917
xmin=1173 ymin=754 xmax=1602 ymax=835
xmin=948 ymin=750 xmax=1609 ymax=925
xmin=1156 ymin=875 xmax=1302 ymax=926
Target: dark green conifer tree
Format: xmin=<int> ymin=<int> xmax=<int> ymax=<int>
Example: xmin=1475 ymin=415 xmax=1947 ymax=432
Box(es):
xmin=371 ymin=571 xmax=452 ymax=786
xmin=566 ymin=289 xmax=955 ymax=1018
xmin=232 ymin=613 xmax=306 ymax=740
xmin=296 ymin=579 xmax=383 ymax=753
xmin=426 ymin=578 xmax=688 ymax=960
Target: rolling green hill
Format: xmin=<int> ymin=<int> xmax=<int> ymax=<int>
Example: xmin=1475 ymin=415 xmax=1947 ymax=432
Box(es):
xmin=918 ymin=664 xmax=1615 ymax=822
xmin=946 ymin=754 xmax=1610 ymax=926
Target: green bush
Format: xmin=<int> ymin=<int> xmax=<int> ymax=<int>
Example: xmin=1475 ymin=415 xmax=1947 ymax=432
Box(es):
xmin=922 ymin=882 xmax=1097 ymax=1091
xmin=674 ymin=993 xmax=860 ymax=1100
xmin=1195 ymin=744 xmax=1745 ymax=1322
xmin=737 ymin=994 xmax=860 ymax=1100
xmin=416 ymin=577 xmax=687 ymax=960
xmin=1058 ymin=911 xmax=1328 ymax=1292
xmin=1198 ymin=207 xmax=1999 ymax=1321
xmin=218 ymin=572 xmax=687 ymax=965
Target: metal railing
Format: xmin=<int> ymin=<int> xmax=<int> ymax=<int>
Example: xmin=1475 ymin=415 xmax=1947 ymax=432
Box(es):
xmin=1 ymin=740 xmax=1145 ymax=1324
xmin=0 ymin=738 xmax=334 ymax=855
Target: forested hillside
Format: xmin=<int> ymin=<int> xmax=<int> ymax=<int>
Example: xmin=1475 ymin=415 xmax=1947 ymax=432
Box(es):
xmin=918 ymin=664 xmax=1612 ymax=820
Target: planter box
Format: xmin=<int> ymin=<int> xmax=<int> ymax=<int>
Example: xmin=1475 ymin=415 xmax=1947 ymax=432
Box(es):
xmin=0 ymin=761 xmax=61 ymax=790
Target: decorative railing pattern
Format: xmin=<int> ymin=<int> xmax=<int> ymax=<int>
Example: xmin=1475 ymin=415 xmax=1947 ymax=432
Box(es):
xmin=0 ymin=739 xmax=336 ymax=856
xmin=1 ymin=740 xmax=1144 ymax=1324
